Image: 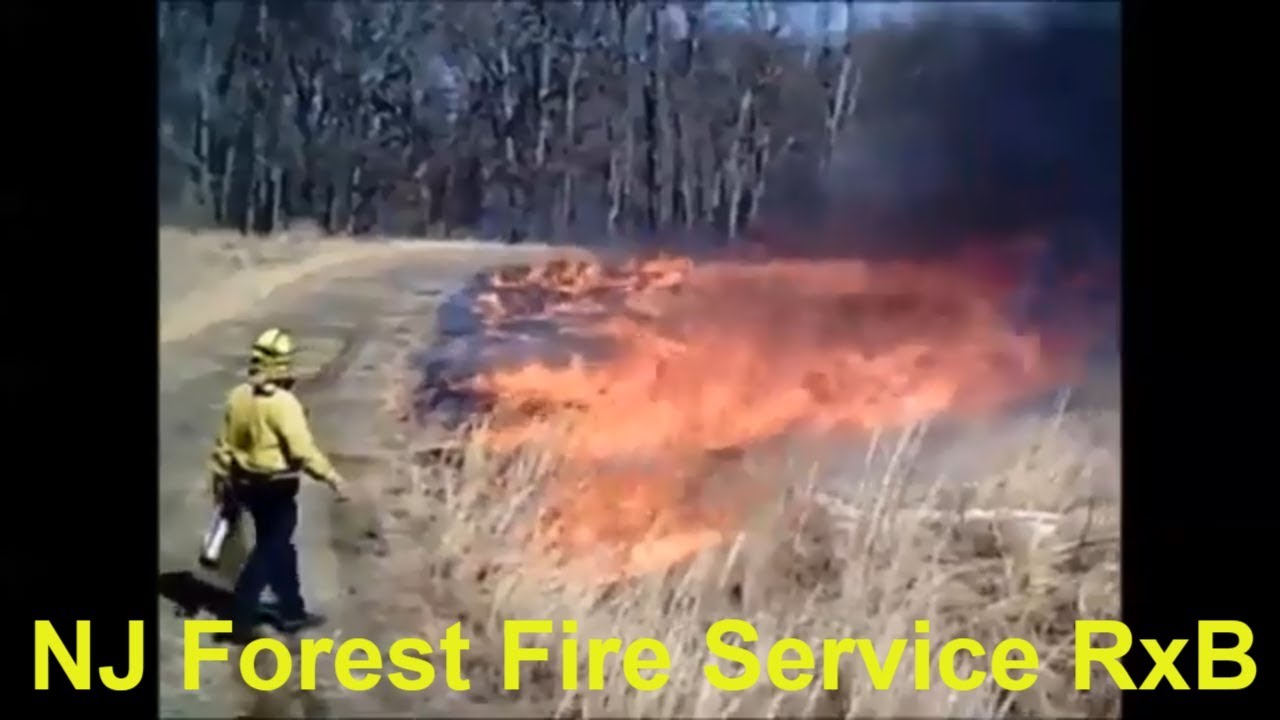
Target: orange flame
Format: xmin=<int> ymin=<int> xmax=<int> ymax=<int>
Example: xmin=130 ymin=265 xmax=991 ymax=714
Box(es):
xmin=449 ymin=248 xmax=1093 ymax=582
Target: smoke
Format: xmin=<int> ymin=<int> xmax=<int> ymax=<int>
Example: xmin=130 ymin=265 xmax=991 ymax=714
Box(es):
xmin=760 ymin=5 xmax=1119 ymax=265
xmin=750 ymin=4 xmax=1120 ymax=372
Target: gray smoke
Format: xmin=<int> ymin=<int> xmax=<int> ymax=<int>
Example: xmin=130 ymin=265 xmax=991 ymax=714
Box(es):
xmin=764 ymin=3 xmax=1120 ymax=269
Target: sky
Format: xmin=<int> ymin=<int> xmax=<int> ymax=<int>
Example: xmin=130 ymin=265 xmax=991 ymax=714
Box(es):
xmin=700 ymin=1 xmax=1114 ymax=38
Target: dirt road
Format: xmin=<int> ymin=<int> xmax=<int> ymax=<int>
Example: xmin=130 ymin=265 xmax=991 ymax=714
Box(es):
xmin=157 ymin=246 xmax=571 ymax=718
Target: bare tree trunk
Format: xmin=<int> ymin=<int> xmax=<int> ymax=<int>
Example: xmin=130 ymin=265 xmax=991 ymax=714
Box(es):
xmin=524 ymin=0 xmax=553 ymax=238
xmin=249 ymin=115 xmax=267 ymax=234
xmin=420 ymin=185 xmax=434 ymax=237
xmin=726 ymin=88 xmax=753 ymax=240
xmin=323 ymin=182 xmax=335 ymax=234
xmin=533 ymin=2 xmax=553 ymax=173
xmin=675 ymin=2 xmax=702 ymax=230
xmin=687 ymin=135 xmax=702 ymax=228
xmin=560 ymin=46 xmax=584 ymax=234
xmin=746 ymin=126 xmax=771 ymax=229
xmin=655 ymin=17 xmax=674 ymax=229
xmin=245 ymin=168 xmax=258 ymax=235
xmin=673 ymin=112 xmax=689 ymax=228
xmin=220 ymin=143 xmax=237 ymax=227
xmin=703 ymin=146 xmax=720 ymax=228
xmin=643 ymin=89 xmax=658 ymax=231
xmin=257 ymin=4 xmax=289 ymax=234
xmin=642 ymin=3 xmax=662 ymax=232
xmin=288 ymin=41 xmax=326 ymax=226
xmin=608 ymin=0 xmax=635 ymax=238
xmin=606 ymin=118 xmax=620 ymax=236
xmin=270 ymin=165 xmax=284 ymax=231
xmin=823 ymin=0 xmax=858 ymax=175
xmin=193 ymin=1 xmax=216 ymax=211
xmin=621 ymin=123 xmax=635 ymax=235
xmin=346 ymin=162 xmax=362 ymax=235
xmin=412 ymin=161 xmax=432 ymax=237
xmin=499 ymin=44 xmax=520 ymax=230
xmin=844 ymin=66 xmax=863 ymax=130
xmin=256 ymin=166 xmax=272 ymax=234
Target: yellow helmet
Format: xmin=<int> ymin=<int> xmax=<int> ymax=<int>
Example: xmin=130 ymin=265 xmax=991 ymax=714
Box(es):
xmin=250 ymin=327 xmax=295 ymax=380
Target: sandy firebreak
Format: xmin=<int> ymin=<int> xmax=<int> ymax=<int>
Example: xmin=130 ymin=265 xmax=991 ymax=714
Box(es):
xmin=158 ymin=233 xmax=587 ymax=717
xmin=158 ymin=231 xmax=1120 ymax=718
xmin=159 ymin=229 xmax=590 ymax=344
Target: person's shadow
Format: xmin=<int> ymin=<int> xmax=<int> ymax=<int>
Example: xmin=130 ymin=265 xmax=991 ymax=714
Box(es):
xmin=159 ymin=570 xmax=332 ymax=715
xmin=157 ymin=570 xmax=287 ymax=632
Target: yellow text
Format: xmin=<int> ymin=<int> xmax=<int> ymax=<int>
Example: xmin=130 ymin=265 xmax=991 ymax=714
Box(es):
xmin=503 ymin=620 xmax=670 ymax=692
xmin=182 ymin=619 xmax=471 ymax=692
xmin=34 ymin=620 xmax=144 ymax=691
xmin=702 ymin=619 xmax=1039 ymax=692
xmin=1075 ymin=620 xmax=1256 ymax=690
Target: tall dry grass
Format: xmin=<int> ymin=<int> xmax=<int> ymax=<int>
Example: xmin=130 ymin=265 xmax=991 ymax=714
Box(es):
xmin=363 ymin=366 xmax=1121 ymax=718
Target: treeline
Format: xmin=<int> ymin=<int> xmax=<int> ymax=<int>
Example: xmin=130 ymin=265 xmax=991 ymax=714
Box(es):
xmin=157 ymin=1 xmax=1118 ymax=246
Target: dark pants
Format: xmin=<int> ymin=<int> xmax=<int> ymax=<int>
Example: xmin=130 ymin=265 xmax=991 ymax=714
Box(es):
xmin=230 ymin=477 xmax=307 ymax=626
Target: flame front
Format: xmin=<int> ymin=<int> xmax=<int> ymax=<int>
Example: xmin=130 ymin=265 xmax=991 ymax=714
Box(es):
xmin=448 ymin=248 xmax=1093 ymax=583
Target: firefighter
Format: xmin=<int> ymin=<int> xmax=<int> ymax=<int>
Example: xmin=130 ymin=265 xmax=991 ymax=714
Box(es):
xmin=207 ymin=327 xmax=346 ymax=641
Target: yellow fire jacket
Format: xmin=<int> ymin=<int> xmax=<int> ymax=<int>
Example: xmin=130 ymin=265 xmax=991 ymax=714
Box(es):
xmin=208 ymin=379 xmax=339 ymax=487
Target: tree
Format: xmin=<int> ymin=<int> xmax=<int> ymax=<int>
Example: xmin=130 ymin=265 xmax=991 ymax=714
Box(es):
xmin=156 ymin=0 xmax=1119 ymax=254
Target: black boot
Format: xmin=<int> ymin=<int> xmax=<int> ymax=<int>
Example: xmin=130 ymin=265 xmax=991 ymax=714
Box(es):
xmin=256 ymin=601 xmax=283 ymax=624
xmin=278 ymin=611 xmax=327 ymax=634
xmin=214 ymin=617 xmax=261 ymax=646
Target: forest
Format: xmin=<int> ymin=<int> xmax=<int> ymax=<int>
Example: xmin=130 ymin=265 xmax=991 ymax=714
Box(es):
xmin=157 ymin=1 xmax=1119 ymax=249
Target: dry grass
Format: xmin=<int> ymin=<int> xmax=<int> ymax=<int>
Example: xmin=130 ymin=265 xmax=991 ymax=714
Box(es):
xmin=156 ymin=229 xmax=1119 ymax=717
xmin=359 ymin=362 xmax=1121 ymax=718
xmin=156 ymin=232 xmax=1118 ymax=716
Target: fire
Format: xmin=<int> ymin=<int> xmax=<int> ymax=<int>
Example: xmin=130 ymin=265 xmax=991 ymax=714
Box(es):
xmin=441 ymin=247 xmax=1097 ymax=583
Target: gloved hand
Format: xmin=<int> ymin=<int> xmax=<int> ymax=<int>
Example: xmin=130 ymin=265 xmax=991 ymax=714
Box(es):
xmin=326 ymin=472 xmax=349 ymax=502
